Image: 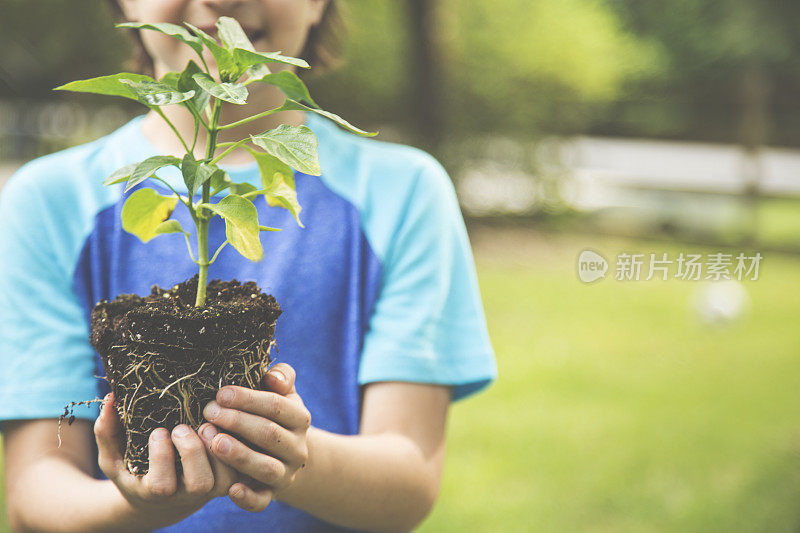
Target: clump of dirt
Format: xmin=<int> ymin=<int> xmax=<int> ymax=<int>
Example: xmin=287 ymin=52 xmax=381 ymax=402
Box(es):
xmin=88 ymin=274 xmax=281 ymax=476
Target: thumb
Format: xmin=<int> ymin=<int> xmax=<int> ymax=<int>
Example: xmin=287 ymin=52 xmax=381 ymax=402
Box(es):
xmin=94 ymin=392 xmax=125 ymax=478
xmin=263 ymin=363 xmax=296 ymax=396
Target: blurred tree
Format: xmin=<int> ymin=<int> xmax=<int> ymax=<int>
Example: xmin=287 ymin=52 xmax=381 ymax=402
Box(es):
xmin=0 ymin=0 xmax=130 ymax=98
xmin=308 ymin=1 xmax=411 ymax=134
xmin=315 ymin=0 xmax=660 ymax=148
xmin=601 ymin=0 xmax=800 ymax=245
xmin=406 ymin=0 xmax=445 ymax=151
xmin=604 ymin=0 xmax=800 ymax=146
xmin=439 ymin=0 xmax=662 ymax=138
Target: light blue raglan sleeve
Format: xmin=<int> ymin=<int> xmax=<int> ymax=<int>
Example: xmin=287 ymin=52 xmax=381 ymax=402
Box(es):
xmin=0 ymin=164 xmax=100 ymax=427
xmin=358 ymin=154 xmax=497 ymax=401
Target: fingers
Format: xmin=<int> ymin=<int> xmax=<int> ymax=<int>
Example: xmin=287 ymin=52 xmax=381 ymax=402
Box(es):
xmin=215 ymin=386 xmax=312 ymax=430
xmin=204 ymin=402 xmax=304 ymax=463
xmin=209 ymin=433 xmax=288 ymax=487
xmin=143 ymin=428 xmax=177 ymax=498
xmin=263 ymin=363 xmax=296 ymax=396
xmin=94 ymin=393 xmax=124 ymax=478
xmin=171 ymin=425 xmax=214 ymax=496
xmin=228 ymin=481 xmax=273 ymax=513
xmin=198 ymin=423 xmax=239 ymax=496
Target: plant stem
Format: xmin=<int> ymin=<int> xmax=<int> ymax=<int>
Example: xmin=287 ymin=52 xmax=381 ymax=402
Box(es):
xmin=209 ymin=240 xmax=229 ymax=264
xmin=154 ymin=107 xmax=191 ymax=154
xmin=195 ymin=99 xmax=222 ymax=307
xmin=196 ymin=53 xmax=211 ymax=75
xmin=241 ymin=188 xmax=266 ymax=199
xmin=210 ymin=138 xmax=249 ymax=165
xmin=195 ymin=218 xmax=209 ymax=304
xmin=186 ymin=102 xmax=211 ymax=132
xmin=151 ymin=176 xmax=192 ymax=211
xmin=190 ymin=114 xmax=199 ymax=153
xmin=217 ymin=107 xmax=279 ymax=131
xmin=183 ymin=231 xmax=199 ymax=264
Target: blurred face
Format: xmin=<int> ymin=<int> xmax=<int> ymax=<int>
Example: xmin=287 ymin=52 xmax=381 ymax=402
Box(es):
xmin=119 ymin=0 xmax=327 ymax=76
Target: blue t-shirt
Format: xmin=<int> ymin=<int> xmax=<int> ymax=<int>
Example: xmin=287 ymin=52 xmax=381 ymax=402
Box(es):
xmin=0 ymin=111 xmax=496 ymax=531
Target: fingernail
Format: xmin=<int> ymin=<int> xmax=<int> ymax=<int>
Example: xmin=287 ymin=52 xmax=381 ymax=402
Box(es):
xmin=173 ymin=425 xmax=191 ymax=438
xmin=202 ymin=424 xmax=218 ymax=441
xmin=270 ymin=369 xmax=286 ymax=384
xmin=204 ymin=401 xmax=220 ymax=420
xmin=230 ymin=483 xmax=250 ymax=499
xmin=216 ymin=436 xmax=231 ymax=454
xmin=152 ymin=429 xmax=169 ymax=441
xmin=219 ymin=388 xmax=234 ymax=405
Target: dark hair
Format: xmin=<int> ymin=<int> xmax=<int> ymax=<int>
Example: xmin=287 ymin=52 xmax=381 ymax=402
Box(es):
xmin=106 ymin=1 xmax=345 ymax=77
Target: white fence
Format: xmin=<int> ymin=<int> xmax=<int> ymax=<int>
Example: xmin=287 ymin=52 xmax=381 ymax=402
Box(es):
xmin=454 ymin=135 xmax=800 ymax=217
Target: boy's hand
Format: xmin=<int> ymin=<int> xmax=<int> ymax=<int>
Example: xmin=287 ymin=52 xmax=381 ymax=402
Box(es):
xmin=94 ymin=393 xmax=239 ymax=527
xmin=202 ymin=363 xmax=312 ymax=512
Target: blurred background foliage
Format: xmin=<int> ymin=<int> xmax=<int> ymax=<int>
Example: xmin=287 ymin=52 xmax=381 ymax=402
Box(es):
xmin=3 ymin=0 xmax=800 ymax=147
xmin=0 ymin=1 xmax=128 ymax=98
xmin=320 ymin=0 xmax=664 ymax=140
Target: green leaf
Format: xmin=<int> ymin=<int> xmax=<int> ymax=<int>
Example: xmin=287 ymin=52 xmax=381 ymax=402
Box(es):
xmin=279 ymin=99 xmax=377 ymax=137
xmin=233 ymin=48 xmax=310 ymax=71
xmin=216 ymin=17 xmax=254 ymax=51
xmin=103 ymin=163 xmax=138 ymax=186
xmin=185 ymin=23 xmax=239 ymax=81
xmin=209 ymin=169 xmax=232 ymax=195
xmin=259 ymin=225 xmax=282 ymax=232
xmin=192 ymin=72 xmax=248 ymax=104
xmin=181 ymin=154 xmax=217 ymax=197
xmin=122 ymin=188 xmax=180 ymax=243
xmin=160 ymin=62 xmax=210 ymax=115
xmin=154 ymin=219 xmax=188 ymax=235
xmin=250 ymin=124 xmax=320 ymax=176
xmin=248 ymin=149 xmax=303 ymax=227
xmin=160 ymin=71 xmax=180 ymax=88
xmin=197 ymin=195 xmax=263 ymax=261
xmin=245 ymin=63 xmax=271 ymax=82
xmin=54 ymin=72 xmax=154 ymax=101
xmin=125 ymin=155 xmax=182 ymax=192
xmin=253 ymin=71 xmax=317 ymax=107
xmin=228 ymin=182 xmax=258 ymax=195
xmin=119 ymin=79 xmax=195 ymax=106
xmin=178 ymin=60 xmax=211 ymax=113
xmin=116 ymin=22 xmax=204 ymax=56
xmin=207 ymin=173 xmax=256 ymax=196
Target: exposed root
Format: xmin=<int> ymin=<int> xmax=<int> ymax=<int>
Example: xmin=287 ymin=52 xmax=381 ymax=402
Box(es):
xmin=57 ymin=398 xmax=105 ymax=447
xmin=159 ymin=362 xmax=206 ymax=399
xmin=84 ymin=274 xmax=281 ymax=475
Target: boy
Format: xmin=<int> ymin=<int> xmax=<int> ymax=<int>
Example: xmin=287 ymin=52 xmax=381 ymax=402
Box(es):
xmin=0 ymin=1 xmax=497 ymax=531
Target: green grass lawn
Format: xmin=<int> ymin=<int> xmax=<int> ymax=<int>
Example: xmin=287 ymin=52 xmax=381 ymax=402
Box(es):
xmin=2 ymin=228 xmax=799 ymax=532
xmin=420 ymin=227 xmax=800 ymax=532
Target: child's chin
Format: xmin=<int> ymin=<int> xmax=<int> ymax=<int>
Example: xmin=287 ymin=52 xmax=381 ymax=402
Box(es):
xmin=205 ymin=64 xmax=221 ymax=79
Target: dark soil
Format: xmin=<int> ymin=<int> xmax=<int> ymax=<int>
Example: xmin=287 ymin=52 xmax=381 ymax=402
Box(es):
xmin=89 ymin=274 xmax=281 ymax=476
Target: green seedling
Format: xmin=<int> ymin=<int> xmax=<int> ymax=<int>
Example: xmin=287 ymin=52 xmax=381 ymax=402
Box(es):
xmin=55 ymin=16 xmax=376 ymax=307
